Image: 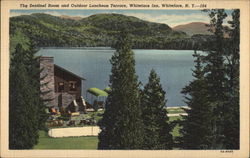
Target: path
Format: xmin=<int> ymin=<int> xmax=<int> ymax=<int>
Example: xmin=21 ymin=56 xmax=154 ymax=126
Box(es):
xmin=48 ymin=126 xmax=100 ymax=137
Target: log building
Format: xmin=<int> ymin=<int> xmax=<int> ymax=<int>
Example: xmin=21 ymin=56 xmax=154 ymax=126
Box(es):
xmin=40 ymin=56 xmax=85 ymax=112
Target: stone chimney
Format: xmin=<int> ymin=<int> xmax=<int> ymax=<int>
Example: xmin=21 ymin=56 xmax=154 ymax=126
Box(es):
xmin=40 ymin=56 xmax=55 ymax=107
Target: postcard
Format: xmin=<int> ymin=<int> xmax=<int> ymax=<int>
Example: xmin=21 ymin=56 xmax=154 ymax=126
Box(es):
xmin=1 ymin=0 xmax=249 ymax=157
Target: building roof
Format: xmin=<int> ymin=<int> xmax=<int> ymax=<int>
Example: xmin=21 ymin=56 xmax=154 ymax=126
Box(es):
xmin=54 ymin=64 xmax=86 ymax=80
xmin=87 ymin=87 xmax=108 ymax=97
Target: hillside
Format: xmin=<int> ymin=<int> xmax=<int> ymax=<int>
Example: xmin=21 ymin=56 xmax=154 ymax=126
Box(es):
xmin=173 ymin=22 xmax=230 ymax=38
xmin=173 ymin=22 xmax=212 ymax=36
xmin=60 ymin=15 xmax=82 ymax=20
xmin=10 ymin=13 xmax=213 ymax=50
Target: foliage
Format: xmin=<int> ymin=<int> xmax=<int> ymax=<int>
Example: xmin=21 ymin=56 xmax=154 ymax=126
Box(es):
xmin=140 ymin=69 xmax=173 ymax=149
xmin=27 ymin=43 xmax=49 ymax=130
xmin=222 ymin=9 xmax=240 ymax=149
xmin=34 ymin=115 xmax=181 ymax=150
xmin=179 ymin=9 xmax=240 ymax=149
xmin=179 ymin=51 xmax=214 ymax=149
xmin=34 ymin=115 xmax=182 ymax=149
xmin=10 ymin=29 xmax=30 ymax=57
xmin=98 ymin=32 xmax=144 ymax=149
xmin=203 ymin=9 xmax=234 ymax=149
xmin=9 ymin=37 xmax=48 ymax=148
xmin=9 ymin=44 xmax=40 ymax=149
xmin=8 ymin=13 xmax=218 ymax=50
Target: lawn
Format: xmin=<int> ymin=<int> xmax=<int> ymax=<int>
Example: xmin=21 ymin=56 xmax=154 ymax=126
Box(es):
xmin=169 ymin=116 xmax=183 ymax=138
xmin=169 ymin=116 xmax=182 ymax=122
xmin=167 ymin=108 xmax=185 ymax=114
xmin=33 ymin=131 xmax=98 ymax=149
xmin=34 ymin=116 xmax=183 ymax=149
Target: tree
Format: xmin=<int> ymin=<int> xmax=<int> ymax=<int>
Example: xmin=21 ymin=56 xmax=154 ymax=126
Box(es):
xmin=140 ymin=69 xmax=173 ymax=149
xmin=98 ymin=32 xmax=144 ymax=149
xmin=9 ymin=44 xmax=39 ymax=149
xmin=179 ymin=51 xmax=214 ymax=149
xmin=222 ymin=9 xmax=240 ymax=149
xmin=10 ymin=29 xmax=30 ymax=57
xmin=200 ymin=9 xmax=240 ymax=149
xmin=26 ymin=43 xmax=49 ymax=130
xmin=203 ymin=9 xmax=228 ymax=148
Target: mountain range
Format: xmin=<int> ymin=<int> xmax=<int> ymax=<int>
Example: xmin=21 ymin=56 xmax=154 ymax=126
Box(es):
xmin=58 ymin=15 xmax=214 ymax=36
xmin=173 ymin=22 xmax=212 ymax=36
xmin=10 ymin=13 xmax=217 ymax=50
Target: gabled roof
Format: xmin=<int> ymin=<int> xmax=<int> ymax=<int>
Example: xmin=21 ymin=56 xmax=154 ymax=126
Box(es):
xmin=54 ymin=64 xmax=86 ymax=80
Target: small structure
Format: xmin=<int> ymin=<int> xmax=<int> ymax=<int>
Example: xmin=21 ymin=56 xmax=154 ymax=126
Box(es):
xmin=40 ymin=56 xmax=85 ymax=113
xmin=87 ymin=87 xmax=108 ymax=110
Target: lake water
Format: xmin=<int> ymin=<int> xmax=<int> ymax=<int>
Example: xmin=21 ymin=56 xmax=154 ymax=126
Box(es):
xmin=37 ymin=48 xmax=196 ymax=107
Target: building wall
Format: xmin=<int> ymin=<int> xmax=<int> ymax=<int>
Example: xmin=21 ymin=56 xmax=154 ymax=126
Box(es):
xmin=55 ymin=92 xmax=76 ymax=110
xmin=54 ymin=66 xmax=82 ymax=99
xmin=40 ymin=57 xmax=56 ymax=107
xmin=40 ymin=57 xmax=82 ymax=110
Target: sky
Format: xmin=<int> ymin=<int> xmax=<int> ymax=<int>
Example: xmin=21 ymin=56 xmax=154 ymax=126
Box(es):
xmin=10 ymin=9 xmax=233 ymax=27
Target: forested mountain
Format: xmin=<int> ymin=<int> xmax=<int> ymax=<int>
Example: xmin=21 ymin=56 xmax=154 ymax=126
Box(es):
xmin=173 ymin=22 xmax=212 ymax=36
xmin=10 ymin=13 xmax=215 ymax=50
xmin=173 ymin=22 xmax=230 ymax=38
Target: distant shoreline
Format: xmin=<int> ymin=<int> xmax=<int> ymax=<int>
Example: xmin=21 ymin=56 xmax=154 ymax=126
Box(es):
xmin=38 ymin=47 xmax=199 ymax=51
xmin=39 ymin=47 xmax=114 ymax=50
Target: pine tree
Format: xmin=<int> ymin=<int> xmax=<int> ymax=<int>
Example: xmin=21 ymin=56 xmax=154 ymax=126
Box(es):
xmin=9 ymin=44 xmax=39 ymax=149
xmin=222 ymin=9 xmax=240 ymax=149
xmin=179 ymin=51 xmax=214 ymax=149
xmin=26 ymin=43 xmax=49 ymax=130
xmin=203 ymin=9 xmax=228 ymax=148
xmin=98 ymin=32 xmax=144 ymax=149
xmin=140 ymin=69 xmax=173 ymax=149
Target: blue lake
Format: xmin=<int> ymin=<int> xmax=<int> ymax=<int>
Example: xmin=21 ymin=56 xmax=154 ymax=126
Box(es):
xmin=37 ymin=48 xmax=196 ymax=107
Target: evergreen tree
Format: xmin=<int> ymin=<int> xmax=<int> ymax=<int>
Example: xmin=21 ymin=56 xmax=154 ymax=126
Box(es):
xmin=9 ymin=44 xmax=39 ymax=149
xmin=26 ymin=43 xmax=48 ymax=130
xmin=179 ymin=51 xmax=214 ymax=149
xmin=222 ymin=9 xmax=240 ymax=149
xmin=98 ymin=32 xmax=144 ymax=149
xmin=141 ymin=69 xmax=173 ymax=149
xmin=203 ymin=9 xmax=228 ymax=148
xmin=201 ymin=9 xmax=240 ymax=149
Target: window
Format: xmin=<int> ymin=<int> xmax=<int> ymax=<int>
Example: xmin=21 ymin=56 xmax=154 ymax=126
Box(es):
xmin=69 ymin=81 xmax=77 ymax=91
xmin=58 ymin=82 xmax=64 ymax=92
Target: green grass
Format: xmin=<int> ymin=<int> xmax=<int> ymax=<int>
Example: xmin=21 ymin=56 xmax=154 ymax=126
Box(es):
xmin=169 ymin=116 xmax=182 ymax=122
xmin=169 ymin=116 xmax=183 ymax=138
xmin=34 ymin=115 xmax=183 ymax=149
xmin=167 ymin=108 xmax=185 ymax=114
xmin=172 ymin=125 xmax=182 ymax=137
xmin=33 ymin=131 xmax=98 ymax=149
